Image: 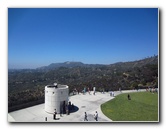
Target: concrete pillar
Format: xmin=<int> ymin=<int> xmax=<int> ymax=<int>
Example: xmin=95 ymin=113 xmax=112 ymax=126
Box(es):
xmin=45 ymin=84 xmax=69 ymax=114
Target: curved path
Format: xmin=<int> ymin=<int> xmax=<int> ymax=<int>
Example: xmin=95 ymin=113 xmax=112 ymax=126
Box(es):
xmin=8 ymin=89 xmax=146 ymax=122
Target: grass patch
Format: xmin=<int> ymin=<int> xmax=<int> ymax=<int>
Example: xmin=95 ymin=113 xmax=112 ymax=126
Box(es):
xmin=101 ymin=92 xmax=158 ymax=121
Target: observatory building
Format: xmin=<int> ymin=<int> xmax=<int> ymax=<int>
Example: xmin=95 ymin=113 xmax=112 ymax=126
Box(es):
xmin=45 ymin=83 xmax=69 ymax=114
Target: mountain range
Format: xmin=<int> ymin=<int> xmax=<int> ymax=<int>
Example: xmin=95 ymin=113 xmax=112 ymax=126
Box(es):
xmin=37 ymin=61 xmax=105 ymax=70
xmin=37 ymin=55 xmax=158 ymax=71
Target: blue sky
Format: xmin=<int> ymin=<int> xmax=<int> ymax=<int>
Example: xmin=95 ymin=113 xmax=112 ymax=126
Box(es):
xmin=8 ymin=8 xmax=158 ymax=69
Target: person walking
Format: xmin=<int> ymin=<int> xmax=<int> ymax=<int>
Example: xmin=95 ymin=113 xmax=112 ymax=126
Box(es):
xmin=60 ymin=107 xmax=63 ymax=117
xmin=112 ymin=91 xmax=114 ymax=97
xmin=94 ymin=111 xmax=98 ymax=121
xmin=66 ymin=105 xmax=69 ymax=115
xmin=128 ymin=94 xmax=131 ymax=100
xmin=88 ymin=87 xmax=91 ymax=95
xmin=110 ymin=91 xmax=112 ymax=96
xmin=53 ymin=109 xmax=57 ymax=120
xmin=84 ymin=112 xmax=88 ymax=121
xmin=93 ymin=91 xmax=95 ymax=95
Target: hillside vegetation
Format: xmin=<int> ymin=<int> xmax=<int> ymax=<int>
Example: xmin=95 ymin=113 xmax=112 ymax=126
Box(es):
xmin=8 ymin=56 xmax=158 ymax=112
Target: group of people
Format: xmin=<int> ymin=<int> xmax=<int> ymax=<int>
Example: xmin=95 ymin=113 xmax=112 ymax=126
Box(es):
xmin=82 ymin=87 xmax=93 ymax=95
xmin=110 ymin=91 xmax=114 ymax=97
xmin=84 ymin=111 xmax=98 ymax=121
xmin=72 ymin=87 xmax=96 ymax=95
xmin=53 ymin=102 xmax=75 ymax=120
xmin=53 ymin=109 xmax=99 ymax=121
xmin=146 ymin=87 xmax=158 ymax=93
xmin=61 ymin=101 xmax=75 ymax=116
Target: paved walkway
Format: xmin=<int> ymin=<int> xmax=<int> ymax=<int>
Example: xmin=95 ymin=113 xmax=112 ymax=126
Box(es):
xmin=8 ymin=89 xmax=146 ymax=122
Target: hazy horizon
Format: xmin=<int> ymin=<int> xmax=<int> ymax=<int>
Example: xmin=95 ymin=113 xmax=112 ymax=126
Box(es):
xmin=8 ymin=55 xmax=158 ymax=69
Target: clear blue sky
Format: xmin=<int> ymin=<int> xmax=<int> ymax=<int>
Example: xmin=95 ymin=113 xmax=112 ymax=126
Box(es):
xmin=8 ymin=8 xmax=158 ymax=69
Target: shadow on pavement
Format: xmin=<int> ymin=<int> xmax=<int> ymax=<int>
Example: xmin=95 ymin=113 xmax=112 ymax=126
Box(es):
xmin=70 ymin=105 xmax=79 ymax=113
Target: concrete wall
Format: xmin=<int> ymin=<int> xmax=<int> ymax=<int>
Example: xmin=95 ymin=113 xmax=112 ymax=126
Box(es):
xmin=45 ymin=85 xmax=69 ymax=114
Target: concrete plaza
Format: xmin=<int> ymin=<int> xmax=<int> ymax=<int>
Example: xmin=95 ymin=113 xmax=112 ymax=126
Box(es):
xmin=8 ymin=89 xmax=146 ymax=122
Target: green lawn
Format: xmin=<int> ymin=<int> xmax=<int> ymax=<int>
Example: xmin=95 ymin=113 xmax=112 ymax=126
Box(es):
xmin=101 ymin=92 xmax=158 ymax=121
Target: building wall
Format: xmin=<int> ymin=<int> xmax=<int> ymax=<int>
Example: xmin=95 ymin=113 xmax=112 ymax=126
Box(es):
xmin=45 ymin=85 xmax=69 ymax=114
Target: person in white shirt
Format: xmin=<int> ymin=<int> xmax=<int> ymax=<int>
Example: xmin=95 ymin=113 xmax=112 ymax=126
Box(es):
xmin=94 ymin=111 xmax=98 ymax=121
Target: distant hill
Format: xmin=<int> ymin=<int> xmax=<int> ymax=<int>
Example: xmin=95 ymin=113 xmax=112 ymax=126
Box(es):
xmin=37 ymin=61 xmax=105 ymax=70
xmin=109 ymin=55 xmax=158 ymax=69
xmin=36 ymin=55 xmax=158 ymax=71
